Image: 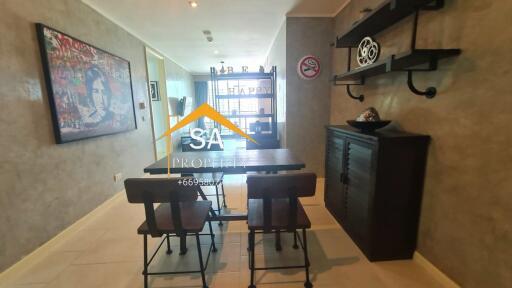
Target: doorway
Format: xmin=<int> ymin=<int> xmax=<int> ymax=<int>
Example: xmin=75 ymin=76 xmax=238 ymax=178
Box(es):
xmin=145 ymin=48 xmax=169 ymax=160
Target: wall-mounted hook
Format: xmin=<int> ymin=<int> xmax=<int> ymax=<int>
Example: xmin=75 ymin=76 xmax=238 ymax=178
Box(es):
xmin=407 ymin=71 xmax=436 ymax=99
xmin=347 ymin=85 xmax=364 ymax=102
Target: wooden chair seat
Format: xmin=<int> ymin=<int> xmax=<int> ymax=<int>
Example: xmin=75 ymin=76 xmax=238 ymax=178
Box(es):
xmin=248 ymin=198 xmax=311 ymax=230
xmin=137 ymin=201 xmax=212 ymax=236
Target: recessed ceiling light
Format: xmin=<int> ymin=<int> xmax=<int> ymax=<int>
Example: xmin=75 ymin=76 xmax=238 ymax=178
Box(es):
xmin=189 ymin=1 xmax=198 ymax=8
xmin=214 ymin=50 xmax=219 ymax=54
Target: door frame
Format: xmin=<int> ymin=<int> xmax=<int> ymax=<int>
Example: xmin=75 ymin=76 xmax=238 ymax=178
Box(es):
xmin=144 ymin=47 xmax=170 ymax=160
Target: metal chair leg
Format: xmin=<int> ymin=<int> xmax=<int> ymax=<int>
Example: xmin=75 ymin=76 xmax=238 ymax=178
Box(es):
xmin=180 ymin=233 xmax=188 ymax=255
xmin=221 ymin=182 xmax=227 ymax=208
xmin=215 ymin=185 xmax=223 ymax=226
xmin=208 ymin=220 xmax=218 ymax=252
xmin=303 ymin=229 xmax=312 ymax=288
xmin=275 ymin=230 xmax=282 ymax=251
xmin=166 ymin=234 xmax=173 ymax=255
xmin=143 ymin=234 xmax=148 ymax=288
xmin=196 ymin=233 xmax=209 ymax=288
xmin=293 ymin=230 xmax=299 ymax=249
xmin=215 ymin=185 xmax=222 ymax=213
xmin=249 ymin=230 xmax=256 ymax=288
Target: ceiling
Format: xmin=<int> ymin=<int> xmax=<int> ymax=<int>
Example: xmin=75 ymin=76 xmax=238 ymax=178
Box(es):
xmin=83 ymin=0 xmax=348 ymax=74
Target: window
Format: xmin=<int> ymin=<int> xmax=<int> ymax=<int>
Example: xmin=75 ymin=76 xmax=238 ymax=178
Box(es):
xmin=205 ymin=80 xmax=271 ymax=135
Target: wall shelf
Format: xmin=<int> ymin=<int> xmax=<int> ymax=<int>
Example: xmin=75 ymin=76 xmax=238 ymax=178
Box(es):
xmin=332 ymin=0 xmax=460 ymax=100
xmin=333 ymin=49 xmax=461 ymax=82
xmin=336 ymin=0 xmax=441 ymax=48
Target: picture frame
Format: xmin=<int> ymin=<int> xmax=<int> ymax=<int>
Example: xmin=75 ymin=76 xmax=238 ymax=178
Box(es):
xmin=150 ymin=81 xmax=160 ymax=101
xmin=36 ymin=23 xmax=137 ymax=144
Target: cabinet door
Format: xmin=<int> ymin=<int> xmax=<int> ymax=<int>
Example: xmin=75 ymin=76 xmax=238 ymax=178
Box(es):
xmin=325 ymin=134 xmax=346 ymax=222
xmin=345 ymin=141 xmax=375 ymax=252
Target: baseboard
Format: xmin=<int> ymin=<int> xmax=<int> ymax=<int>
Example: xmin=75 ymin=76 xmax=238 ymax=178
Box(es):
xmin=0 ymin=191 xmax=124 ymax=283
xmin=413 ymin=251 xmax=460 ymax=288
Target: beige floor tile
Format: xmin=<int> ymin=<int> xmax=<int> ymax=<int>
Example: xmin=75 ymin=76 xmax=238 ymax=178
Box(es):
xmin=1 ymin=175 xmax=447 ymax=288
xmin=50 ymin=228 xmax=106 ymax=253
xmin=206 ymin=243 xmax=241 ymax=273
xmin=241 ymin=232 xmax=300 ymax=257
xmin=372 ymin=260 xmax=446 ymax=288
xmin=303 ymin=205 xmax=339 ymax=228
xmin=72 ymin=228 xmax=159 ymax=264
xmin=239 ymin=259 xmax=311 ymax=288
xmin=202 ymin=220 xmax=243 ymax=245
xmin=2 ymin=251 xmax=81 ymax=286
xmin=209 ymin=272 xmax=241 ymax=288
xmin=46 ymin=262 xmax=140 ymax=288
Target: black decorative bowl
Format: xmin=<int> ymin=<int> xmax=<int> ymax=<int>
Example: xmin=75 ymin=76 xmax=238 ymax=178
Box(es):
xmin=347 ymin=120 xmax=391 ymax=133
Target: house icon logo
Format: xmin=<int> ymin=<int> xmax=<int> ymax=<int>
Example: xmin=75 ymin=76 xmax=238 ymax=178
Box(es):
xmin=158 ymin=103 xmax=257 ymax=143
xmin=157 ymin=103 xmax=257 ymax=175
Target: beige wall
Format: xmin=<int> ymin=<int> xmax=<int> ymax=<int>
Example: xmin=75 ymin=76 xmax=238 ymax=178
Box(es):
xmin=265 ymin=20 xmax=287 ymax=146
xmin=331 ymin=0 xmax=511 ymax=287
xmin=0 ymin=0 xmax=192 ymax=272
xmin=286 ymin=17 xmax=333 ymax=177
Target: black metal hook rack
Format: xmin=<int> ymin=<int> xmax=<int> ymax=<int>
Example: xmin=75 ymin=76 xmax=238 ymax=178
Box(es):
xmin=332 ymin=0 xmax=461 ymax=101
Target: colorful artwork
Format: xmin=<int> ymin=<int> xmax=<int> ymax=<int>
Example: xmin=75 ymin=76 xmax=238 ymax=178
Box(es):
xmin=37 ymin=24 xmax=137 ymax=143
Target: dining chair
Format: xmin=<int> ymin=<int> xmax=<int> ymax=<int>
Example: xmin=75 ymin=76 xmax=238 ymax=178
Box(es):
xmin=125 ymin=177 xmax=217 ymax=288
xmin=246 ymin=173 xmax=316 ymax=288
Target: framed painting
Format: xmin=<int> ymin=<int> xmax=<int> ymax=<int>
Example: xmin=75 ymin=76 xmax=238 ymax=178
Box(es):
xmin=150 ymin=81 xmax=160 ymax=101
xmin=36 ymin=23 xmax=137 ymax=144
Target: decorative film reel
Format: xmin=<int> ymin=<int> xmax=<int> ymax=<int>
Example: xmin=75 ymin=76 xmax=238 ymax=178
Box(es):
xmin=357 ymin=37 xmax=380 ymax=67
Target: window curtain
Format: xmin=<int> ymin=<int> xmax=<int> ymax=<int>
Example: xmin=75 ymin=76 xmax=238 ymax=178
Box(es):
xmin=194 ymin=81 xmax=208 ymax=129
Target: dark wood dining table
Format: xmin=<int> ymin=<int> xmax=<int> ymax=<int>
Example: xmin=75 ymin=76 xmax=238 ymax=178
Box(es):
xmin=143 ymin=148 xmax=305 ymax=253
xmin=144 ymin=148 xmax=305 ymax=175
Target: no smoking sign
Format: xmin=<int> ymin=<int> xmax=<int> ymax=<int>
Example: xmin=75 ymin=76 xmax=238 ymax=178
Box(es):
xmin=297 ymin=55 xmax=321 ymax=80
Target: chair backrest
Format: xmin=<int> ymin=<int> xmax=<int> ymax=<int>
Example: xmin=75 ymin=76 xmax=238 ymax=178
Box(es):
xmin=125 ymin=177 xmax=199 ymax=236
xmin=246 ymin=173 xmax=316 ymax=200
xmin=125 ymin=177 xmax=198 ymax=203
xmin=246 ymin=173 xmax=316 ymax=232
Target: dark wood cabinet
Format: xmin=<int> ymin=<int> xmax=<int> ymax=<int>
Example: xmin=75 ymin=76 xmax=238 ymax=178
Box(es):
xmin=324 ymin=126 xmax=430 ymax=261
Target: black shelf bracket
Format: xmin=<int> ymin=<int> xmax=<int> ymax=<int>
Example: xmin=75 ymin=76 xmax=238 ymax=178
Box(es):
xmin=407 ymin=70 xmax=436 ymax=98
xmin=332 ymin=0 xmax=458 ymax=101
xmin=338 ymin=47 xmax=365 ymax=102
xmin=406 ymin=9 xmax=436 ymax=99
xmin=346 ymin=85 xmax=365 ymax=102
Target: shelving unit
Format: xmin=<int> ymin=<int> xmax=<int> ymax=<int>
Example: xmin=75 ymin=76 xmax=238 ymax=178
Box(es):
xmin=210 ymin=66 xmax=278 ymax=141
xmin=332 ymin=0 xmax=461 ymax=101
xmin=336 ymin=0 xmax=442 ymax=48
xmin=333 ymin=49 xmax=461 ymax=81
xmin=214 ymin=72 xmax=274 ymax=80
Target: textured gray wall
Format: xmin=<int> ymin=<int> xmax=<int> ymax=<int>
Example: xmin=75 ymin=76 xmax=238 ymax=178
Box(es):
xmin=286 ymin=17 xmax=333 ymax=177
xmin=0 ymin=0 xmax=160 ymax=271
xmin=331 ymin=0 xmax=512 ymax=287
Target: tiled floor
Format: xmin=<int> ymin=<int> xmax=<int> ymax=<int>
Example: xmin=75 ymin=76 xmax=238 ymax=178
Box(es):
xmin=0 ymin=175 xmax=446 ymax=288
